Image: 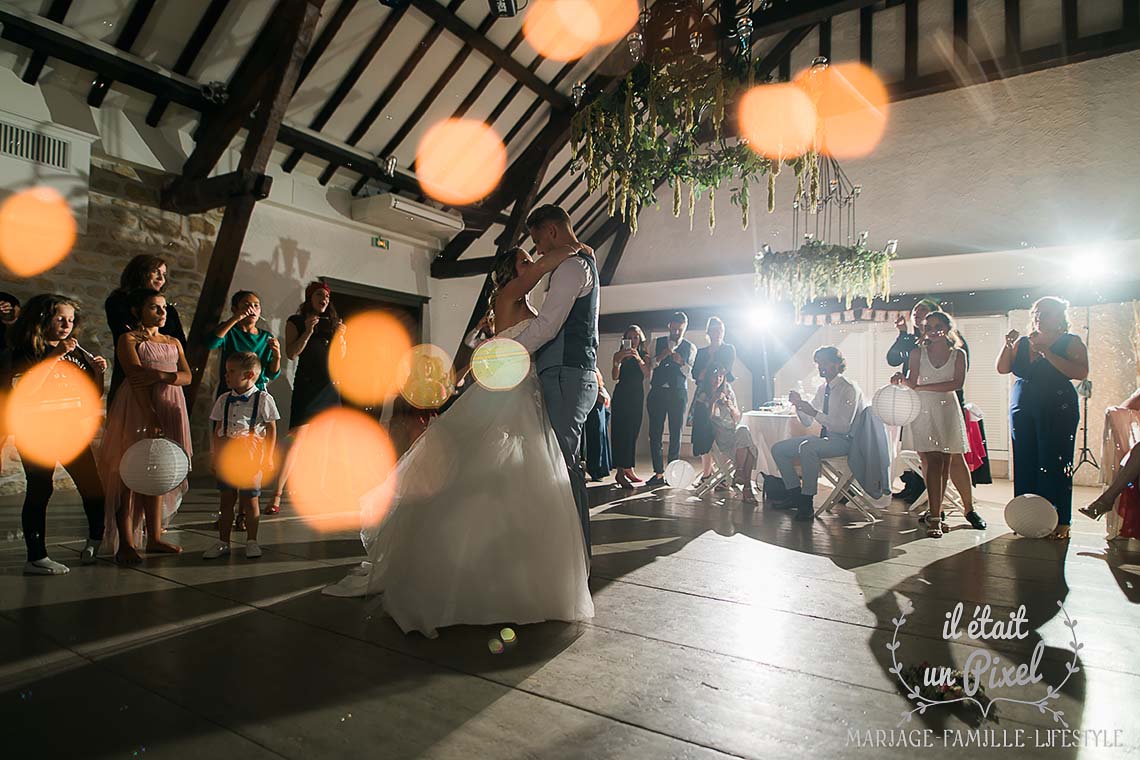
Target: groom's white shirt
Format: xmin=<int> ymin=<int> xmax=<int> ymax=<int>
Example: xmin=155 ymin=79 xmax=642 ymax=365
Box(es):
xmin=514 ymin=255 xmax=594 ymax=354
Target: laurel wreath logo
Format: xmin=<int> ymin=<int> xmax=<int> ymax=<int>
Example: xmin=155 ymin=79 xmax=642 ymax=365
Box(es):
xmin=888 ymin=600 xmax=1081 ymax=728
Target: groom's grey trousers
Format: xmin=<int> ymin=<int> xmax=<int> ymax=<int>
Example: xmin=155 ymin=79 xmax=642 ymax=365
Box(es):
xmin=540 ymin=366 xmax=598 ymax=554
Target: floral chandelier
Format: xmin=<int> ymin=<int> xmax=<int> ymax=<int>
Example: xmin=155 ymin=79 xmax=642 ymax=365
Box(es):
xmin=569 ymin=0 xmax=811 ymax=234
xmin=754 ymin=155 xmax=899 ymax=310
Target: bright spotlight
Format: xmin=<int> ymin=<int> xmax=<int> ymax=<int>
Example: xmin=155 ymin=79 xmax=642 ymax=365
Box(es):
xmin=1069 ymin=249 xmax=1110 ymax=283
xmin=749 ymin=304 xmax=777 ymax=331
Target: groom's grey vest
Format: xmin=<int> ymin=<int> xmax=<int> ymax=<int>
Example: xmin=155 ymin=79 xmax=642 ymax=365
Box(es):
xmin=535 ymin=252 xmax=599 ymax=373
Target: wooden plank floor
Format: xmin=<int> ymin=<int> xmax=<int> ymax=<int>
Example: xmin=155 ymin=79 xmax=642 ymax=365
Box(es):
xmin=2 ymin=469 xmax=1138 ymax=759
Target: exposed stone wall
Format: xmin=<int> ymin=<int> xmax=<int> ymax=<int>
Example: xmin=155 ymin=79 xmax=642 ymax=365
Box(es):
xmin=0 ymin=154 xmax=221 ymax=494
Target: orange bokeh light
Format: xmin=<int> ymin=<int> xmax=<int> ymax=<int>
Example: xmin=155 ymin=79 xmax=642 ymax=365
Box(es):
xmin=415 ymin=119 xmax=507 ymax=206
xmin=215 ymin=435 xmax=282 ymax=491
xmin=738 ymin=83 xmax=818 ymax=160
xmin=328 ymin=310 xmax=414 ymax=407
xmin=0 ymin=187 xmax=77 ymax=277
xmin=590 ymin=0 xmax=639 ymax=44
xmin=523 ymin=0 xmax=600 ymax=62
xmin=6 ymin=359 xmax=102 ymax=467
xmin=287 ymin=408 xmax=397 ymax=533
xmin=794 ymin=62 xmax=888 ymax=159
xmin=400 ymin=344 xmax=455 ymax=410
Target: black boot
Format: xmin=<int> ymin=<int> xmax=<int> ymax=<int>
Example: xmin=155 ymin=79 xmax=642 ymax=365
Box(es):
xmin=769 ymin=486 xmax=801 ymax=510
xmin=794 ymin=493 xmax=815 ymax=521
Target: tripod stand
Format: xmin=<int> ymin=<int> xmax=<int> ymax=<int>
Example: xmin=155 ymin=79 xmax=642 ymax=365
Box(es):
xmin=1074 ymin=305 xmax=1099 ymax=474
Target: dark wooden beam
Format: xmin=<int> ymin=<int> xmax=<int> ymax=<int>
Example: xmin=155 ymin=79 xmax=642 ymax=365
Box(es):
xmin=87 ymin=0 xmax=156 ymax=107
xmin=566 ymin=187 xmax=599 ymax=220
xmin=502 ymin=62 xmax=577 ymax=147
xmin=408 ymin=0 xmax=571 ymax=110
xmin=294 ymin=0 xmax=358 ymax=93
xmin=904 ymin=0 xmax=918 ymax=81
xmin=452 ymin=30 xmax=525 ymax=119
xmin=0 ymin=4 xmax=211 ymax=111
xmin=431 ymin=255 xmax=495 ymax=279
xmin=1062 ymin=0 xmax=1078 ymax=46
xmin=351 ymin=12 xmax=497 ymax=196
xmin=748 ymin=0 xmax=879 ymax=41
xmin=181 ymin=0 xmax=321 ymax=181
xmin=161 ymin=169 xmax=273 ymax=215
xmin=598 ymin=222 xmax=632 ymax=286
xmin=1004 ymin=0 xmax=1021 ymax=61
xmin=891 ymin=25 xmax=1140 ymax=101
xmin=586 ymin=216 xmax=622 ymax=251
xmin=281 ymin=6 xmax=405 ymax=172
xmin=20 ymin=0 xmax=71 ymax=85
xmin=859 ymin=6 xmax=873 ymax=64
xmin=145 ymin=0 xmax=229 ymax=127
xmin=493 ymin=125 xmax=560 ymax=250
xmin=549 ymin=170 xmax=581 ymax=208
xmin=953 ymin=0 xmax=968 ymax=66
xmin=1127 ymin=0 xmax=1140 ymax=29
xmin=535 ymin=160 xmax=573 ymax=204
xmin=818 ymin=17 xmax=831 ymax=59
xmin=317 ymin=0 xmax=463 ymax=186
xmin=778 ymin=53 xmax=791 ymax=81
xmin=185 ymin=0 xmax=323 ymax=405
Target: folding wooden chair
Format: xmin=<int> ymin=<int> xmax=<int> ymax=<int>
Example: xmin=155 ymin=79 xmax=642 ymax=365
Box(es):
xmin=814 ymin=457 xmax=883 ymax=523
xmin=895 ymin=450 xmax=963 ymax=515
xmin=694 ymin=442 xmax=737 ymax=498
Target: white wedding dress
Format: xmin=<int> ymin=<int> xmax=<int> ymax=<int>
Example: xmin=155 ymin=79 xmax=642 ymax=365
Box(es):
xmin=323 ymin=320 xmax=594 ymax=638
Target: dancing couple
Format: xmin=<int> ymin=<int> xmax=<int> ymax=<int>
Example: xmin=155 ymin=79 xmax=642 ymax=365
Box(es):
xmin=325 ymin=205 xmax=598 ymax=637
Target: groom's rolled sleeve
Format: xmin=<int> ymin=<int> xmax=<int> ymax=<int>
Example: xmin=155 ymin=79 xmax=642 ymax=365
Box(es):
xmin=514 ymin=258 xmax=589 ymax=353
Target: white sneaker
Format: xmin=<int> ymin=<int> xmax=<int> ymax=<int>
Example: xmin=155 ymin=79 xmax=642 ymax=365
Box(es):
xmin=80 ymin=540 xmax=101 ymax=565
xmin=245 ymin=541 xmax=262 ymax=559
xmin=25 ymin=557 xmax=70 ymax=575
xmin=203 ymin=543 xmax=230 ymax=560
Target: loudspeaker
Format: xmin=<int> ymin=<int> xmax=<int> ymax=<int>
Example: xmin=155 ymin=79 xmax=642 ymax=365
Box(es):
xmin=488 ymin=0 xmax=518 ymax=17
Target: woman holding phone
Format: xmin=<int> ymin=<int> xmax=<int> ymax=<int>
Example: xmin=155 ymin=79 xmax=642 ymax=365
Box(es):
xmin=610 ymin=325 xmax=650 ymax=489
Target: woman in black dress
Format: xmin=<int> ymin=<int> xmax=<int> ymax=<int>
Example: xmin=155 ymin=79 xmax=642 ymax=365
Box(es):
xmin=611 ymin=325 xmax=650 ymax=489
xmin=105 ymin=255 xmax=187 ymax=402
xmin=269 ymin=281 xmax=346 ymax=513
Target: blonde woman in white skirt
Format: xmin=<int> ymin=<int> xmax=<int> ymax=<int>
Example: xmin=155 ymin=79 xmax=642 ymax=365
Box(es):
xmin=893 ymin=311 xmax=970 ymax=538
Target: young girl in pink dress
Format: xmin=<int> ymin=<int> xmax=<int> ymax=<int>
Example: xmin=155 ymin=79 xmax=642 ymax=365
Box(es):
xmin=100 ymin=289 xmax=192 ymax=564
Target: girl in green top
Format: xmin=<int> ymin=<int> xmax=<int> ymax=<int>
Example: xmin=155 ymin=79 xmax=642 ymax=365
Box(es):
xmin=206 ymin=291 xmax=282 ymax=397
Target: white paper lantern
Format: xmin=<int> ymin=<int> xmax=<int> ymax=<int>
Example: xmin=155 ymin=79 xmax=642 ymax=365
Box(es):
xmin=1005 ymin=494 xmax=1058 ymax=538
xmin=872 ymin=384 xmax=921 ymax=427
xmin=120 ymin=438 xmax=190 ymax=496
xmin=664 ymin=459 xmax=697 ymax=488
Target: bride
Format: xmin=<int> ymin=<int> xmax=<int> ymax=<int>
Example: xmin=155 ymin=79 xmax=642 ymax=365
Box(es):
xmin=323 ymin=245 xmax=595 ymax=638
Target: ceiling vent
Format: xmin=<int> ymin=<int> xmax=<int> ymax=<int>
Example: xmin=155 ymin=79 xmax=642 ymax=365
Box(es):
xmin=0 ymin=120 xmax=70 ymax=170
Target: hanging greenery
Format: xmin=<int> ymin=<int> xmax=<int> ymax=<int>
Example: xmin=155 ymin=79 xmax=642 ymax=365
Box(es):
xmin=754 ymin=239 xmax=897 ymax=311
xmin=570 ymin=53 xmax=815 ymax=233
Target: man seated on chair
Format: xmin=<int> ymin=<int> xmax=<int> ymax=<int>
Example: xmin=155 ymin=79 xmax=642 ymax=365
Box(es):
xmin=771 ymin=346 xmax=867 ymax=521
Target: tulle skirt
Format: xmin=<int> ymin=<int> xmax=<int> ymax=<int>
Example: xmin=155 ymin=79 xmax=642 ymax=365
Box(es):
xmin=324 ymin=371 xmax=594 ymax=638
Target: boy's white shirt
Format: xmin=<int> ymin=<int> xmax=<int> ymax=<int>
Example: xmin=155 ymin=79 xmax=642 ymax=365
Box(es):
xmin=209 ymin=387 xmax=281 ymax=439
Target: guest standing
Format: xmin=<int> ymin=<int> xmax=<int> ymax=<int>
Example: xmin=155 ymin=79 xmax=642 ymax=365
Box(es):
xmin=645 ymin=312 xmax=695 ymax=487
xmin=581 ymin=369 xmax=612 ymax=482
xmin=997 ymin=296 xmax=1088 ymax=540
xmin=0 ymin=291 xmax=22 ymax=462
xmin=268 ymin=281 xmax=345 ymax=514
xmin=611 ymin=325 xmax=650 ymax=489
xmin=893 ymin=312 xmax=980 ymax=538
xmin=101 ymin=289 xmax=193 ymax=563
xmin=7 ymin=295 xmax=107 ymax=574
xmin=206 ymin=290 xmax=282 ymax=396
xmin=690 ymin=316 xmax=737 ymax=483
xmin=105 ymin=255 xmax=187 ymax=401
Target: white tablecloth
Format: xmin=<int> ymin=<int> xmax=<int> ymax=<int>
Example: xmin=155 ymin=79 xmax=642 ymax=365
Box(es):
xmin=741 ymin=411 xmax=812 ymax=476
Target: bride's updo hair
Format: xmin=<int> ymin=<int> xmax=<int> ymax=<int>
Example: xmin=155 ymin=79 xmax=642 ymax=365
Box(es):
xmin=485 ymin=247 xmax=526 ymax=334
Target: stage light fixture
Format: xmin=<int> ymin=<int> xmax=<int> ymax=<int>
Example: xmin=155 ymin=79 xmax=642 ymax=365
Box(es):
xmin=749 ymin=304 xmax=777 ymax=331
xmin=488 ymin=0 xmax=518 ymax=17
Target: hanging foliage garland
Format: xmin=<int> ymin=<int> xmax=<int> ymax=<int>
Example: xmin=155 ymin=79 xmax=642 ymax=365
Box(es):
xmin=570 ymin=53 xmax=818 ymax=234
xmin=754 ymin=239 xmax=898 ymax=311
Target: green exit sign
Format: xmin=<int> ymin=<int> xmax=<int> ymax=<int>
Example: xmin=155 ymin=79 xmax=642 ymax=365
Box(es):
xmin=371 ymin=236 xmax=389 ymax=250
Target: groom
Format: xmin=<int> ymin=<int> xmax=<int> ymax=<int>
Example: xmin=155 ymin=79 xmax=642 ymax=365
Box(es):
xmin=512 ymin=204 xmax=599 ymax=557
